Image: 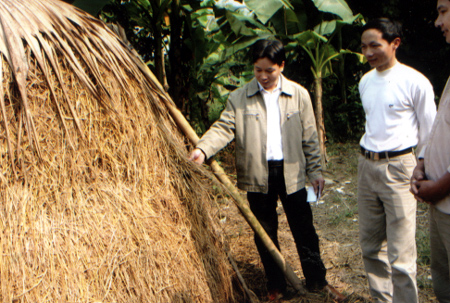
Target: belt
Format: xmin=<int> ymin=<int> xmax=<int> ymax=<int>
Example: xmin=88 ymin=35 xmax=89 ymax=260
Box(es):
xmin=268 ymin=160 xmax=283 ymax=167
xmin=360 ymin=146 xmax=413 ymax=160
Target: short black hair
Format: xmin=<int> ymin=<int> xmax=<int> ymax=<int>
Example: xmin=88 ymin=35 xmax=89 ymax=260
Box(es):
xmin=362 ymin=18 xmax=403 ymax=43
xmin=252 ymin=39 xmax=286 ymax=66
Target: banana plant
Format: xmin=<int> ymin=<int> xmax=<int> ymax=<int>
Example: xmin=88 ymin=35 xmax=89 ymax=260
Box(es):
xmin=242 ymin=0 xmax=364 ymax=167
xmin=288 ymin=28 xmax=364 ymax=166
xmin=69 ymin=0 xmax=365 ymax=146
xmin=70 ymin=0 xmax=112 ymax=16
xmin=71 ymin=0 xmax=172 ymax=90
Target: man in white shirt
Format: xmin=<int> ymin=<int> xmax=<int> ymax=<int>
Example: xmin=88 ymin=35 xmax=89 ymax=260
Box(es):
xmin=358 ymin=18 xmax=437 ymax=302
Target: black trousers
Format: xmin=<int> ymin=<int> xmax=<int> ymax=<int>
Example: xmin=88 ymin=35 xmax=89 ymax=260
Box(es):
xmin=247 ymin=161 xmax=327 ymax=291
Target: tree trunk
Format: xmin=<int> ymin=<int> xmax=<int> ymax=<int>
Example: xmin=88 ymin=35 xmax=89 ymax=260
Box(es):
xmin=313 ymin=77 xmax=327 ymax=168
xmin=168 ymin=0 xmax=187 ymax=110
xmin=338 ymin=31 xmax=347 ymax=104
xmin=154 ymin=33 xmax=169 ymax=91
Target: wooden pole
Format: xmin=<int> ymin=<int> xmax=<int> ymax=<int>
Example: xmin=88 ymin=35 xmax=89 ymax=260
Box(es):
xmin=208 ymin=160 xmax=306 ymax=294
xmin=161 ymin=97 xmax=305 ymax=294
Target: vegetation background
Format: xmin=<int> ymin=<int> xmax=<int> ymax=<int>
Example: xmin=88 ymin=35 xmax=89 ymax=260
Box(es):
xmin=65 ymin=0 xmax=450 ymax=142
xmin=61 ymin=0 xmax=447 ymax=301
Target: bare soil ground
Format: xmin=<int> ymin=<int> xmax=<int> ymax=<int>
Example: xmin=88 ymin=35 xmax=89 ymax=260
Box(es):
xmin=213 ymin=143 xmax=437 ymax=302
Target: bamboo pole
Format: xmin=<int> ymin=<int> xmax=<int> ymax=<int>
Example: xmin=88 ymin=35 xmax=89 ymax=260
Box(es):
xmin=131 ymin=53 xmax=307 ymax=294
xmin=152 ymin=88 xmax=306 ymax=294
xmin=227 ymin=252 xmax=260 ymax=303
xmin=208 ymin=160 xmax=306 ymax=294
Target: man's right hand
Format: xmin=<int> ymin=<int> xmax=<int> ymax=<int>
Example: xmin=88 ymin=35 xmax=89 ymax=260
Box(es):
xmin=189 ymin=148 xmax=206 ymax=165
xmin=410 ymin=159 xmax=426 ymax=202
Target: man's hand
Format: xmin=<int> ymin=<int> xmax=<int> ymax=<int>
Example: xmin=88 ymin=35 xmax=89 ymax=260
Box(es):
xmin=410 ymin=159 xmax=426 ymax=196
xmin=188 ymin=148 xmax=206 ymax=165
xmin=414 ymin=180 xmax=437 ymax=204
xmin=311 ymin=177 xmax=325 ymax=199
xmin=414 ymin=172 xmax=450 ymax=204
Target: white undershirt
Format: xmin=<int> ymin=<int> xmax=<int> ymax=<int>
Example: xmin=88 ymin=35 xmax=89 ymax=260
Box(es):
xmin=258 ymin=78 xmax=283 ymax=160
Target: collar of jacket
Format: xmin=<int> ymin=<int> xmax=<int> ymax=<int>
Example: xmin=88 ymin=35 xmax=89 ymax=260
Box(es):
xmin=246 ymin=75 xmax=295 ymax=98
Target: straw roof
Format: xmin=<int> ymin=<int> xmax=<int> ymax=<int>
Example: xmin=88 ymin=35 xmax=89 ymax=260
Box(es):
xmin=0 ymin=0 xmax=238 ymax=301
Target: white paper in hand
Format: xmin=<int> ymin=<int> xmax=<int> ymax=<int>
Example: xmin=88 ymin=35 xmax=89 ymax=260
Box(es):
xmin=307 ymin=186 xmax=318 ymax=203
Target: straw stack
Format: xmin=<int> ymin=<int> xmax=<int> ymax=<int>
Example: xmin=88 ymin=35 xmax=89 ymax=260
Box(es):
xmin=0 ymin=0 xmax=238 ymax=301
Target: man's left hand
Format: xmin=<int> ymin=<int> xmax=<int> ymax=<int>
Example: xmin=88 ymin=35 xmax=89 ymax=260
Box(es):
xmin=311 ymin=177 xmax=325 ymax=199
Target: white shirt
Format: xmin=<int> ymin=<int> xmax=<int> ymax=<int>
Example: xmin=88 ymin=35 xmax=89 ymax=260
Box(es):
xmin=258 ymin=78 xmax=283 ymax=160
xmin=359 ymin=62 xmax=436 ymax=154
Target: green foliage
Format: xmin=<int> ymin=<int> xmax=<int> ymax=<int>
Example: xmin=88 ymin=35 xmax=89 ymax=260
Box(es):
xmin=322 ymin=79 xmax=365 ymax=143
xmin=417 ymin=275 xmax=433 ymax=290
xmin=416 ymin=202 xmax=431 ymax=268
xmin=324 ymin=143 xmax=359 ymax=226
xmin=69 ymin=0 xmax=450 ymax=143
xmin=99 ymin=0 xmax=166 ymax=66
xmin=184 ymin=3 xmax=260 ymax=131
xmin=72 ymin=0 xmax=366 ymax=140
xmin=244 ymin=0 xmax=291 ymax=24
xmin=312 ymin=0 xmax=355 ymax=22
xmin=328 ymin=194 xmax=358 ymax=226
xmin=71 ymin=0 xmax=111 ymax=16
xmin=416 ymin=227 xmax=431 ymax=266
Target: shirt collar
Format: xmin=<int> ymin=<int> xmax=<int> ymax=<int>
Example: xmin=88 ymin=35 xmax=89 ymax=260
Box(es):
xmin=257 ymin=76 xmax=282 ymax=93
xmin=247 ymin=75 xmax=294 ymax=98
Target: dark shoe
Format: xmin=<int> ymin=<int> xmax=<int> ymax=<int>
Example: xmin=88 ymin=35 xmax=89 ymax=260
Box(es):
xmin=267 ymin=288 xmax=298 ymax=302
xmin=321 ymin=284 xmax=347 ymax=302
xmin=267 ymin=289 xmax=282 ymax=302
xmin=281 ymin=288 xmax=298 ymax=300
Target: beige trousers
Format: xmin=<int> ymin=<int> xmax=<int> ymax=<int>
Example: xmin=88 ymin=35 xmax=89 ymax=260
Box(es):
xmin=430 ymin=205 xmax=450 ymax=302
xmin=357 ymin=153 xmax=418 ymax=303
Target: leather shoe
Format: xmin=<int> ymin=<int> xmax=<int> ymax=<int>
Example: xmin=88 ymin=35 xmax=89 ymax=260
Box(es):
xmin=267 ymin=289 xmax=282 ymax=302
xmin=321 ymin=284 xmax=347 ymax=302
xmin=267 ymin=288 xmax=298 ymax=302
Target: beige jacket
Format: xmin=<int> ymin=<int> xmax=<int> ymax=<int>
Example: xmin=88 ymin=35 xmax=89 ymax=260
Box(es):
xmin=197 ymin=75 xmax=322 ymax=194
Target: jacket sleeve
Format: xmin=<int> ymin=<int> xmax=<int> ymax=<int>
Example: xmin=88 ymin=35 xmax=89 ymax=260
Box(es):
xmin=299 ymin=88 xmax=323 ymax=182
xmin=196 ymin=97 xmax=236 ymax=159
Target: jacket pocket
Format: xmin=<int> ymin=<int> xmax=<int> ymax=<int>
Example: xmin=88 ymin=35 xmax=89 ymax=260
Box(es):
xmin=244 ymin=110 xmax=261 ymax=120
xmin=285 ymin=111 xmax=302 ymax=134
xmin=286 ymin=110 xmax=300 ymax=120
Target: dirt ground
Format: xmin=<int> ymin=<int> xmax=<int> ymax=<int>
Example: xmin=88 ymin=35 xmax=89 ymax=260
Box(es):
xmin=213 ymin=143 xmax=437 ymax=302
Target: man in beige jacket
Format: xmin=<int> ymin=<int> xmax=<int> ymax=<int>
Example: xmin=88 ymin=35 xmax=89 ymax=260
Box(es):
xmin=189 ymin=39 xmax=345 ymax=302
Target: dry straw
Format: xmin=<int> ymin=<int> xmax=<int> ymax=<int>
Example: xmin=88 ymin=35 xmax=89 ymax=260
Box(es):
xmin=0 ymin=0 xmax=240 ymax=302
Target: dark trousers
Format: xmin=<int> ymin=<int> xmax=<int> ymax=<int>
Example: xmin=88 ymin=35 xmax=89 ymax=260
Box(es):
xmin=247 ymin=161 xmax=327 ymax=291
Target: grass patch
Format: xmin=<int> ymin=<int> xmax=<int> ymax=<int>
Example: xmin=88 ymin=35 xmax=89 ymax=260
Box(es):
xmin=327 ymin=192 xmax=358 ymax=226
xmin=416 ymin=223 xmax=431 ymax=266
xmin=418 ymin=273 xmax=433 ymax=290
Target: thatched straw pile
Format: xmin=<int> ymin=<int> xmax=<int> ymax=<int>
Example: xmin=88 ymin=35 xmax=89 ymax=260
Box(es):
xmin=0 ymin=0 xmax=238 ymax=301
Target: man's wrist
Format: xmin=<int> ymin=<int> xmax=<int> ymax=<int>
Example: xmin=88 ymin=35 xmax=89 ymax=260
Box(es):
xmin=197 ymin=148 xmax=207 ymax=159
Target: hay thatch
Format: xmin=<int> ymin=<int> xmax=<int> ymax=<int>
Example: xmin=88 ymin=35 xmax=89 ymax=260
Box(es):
xmin=0 ymin=0 xmax=239 ymax=301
